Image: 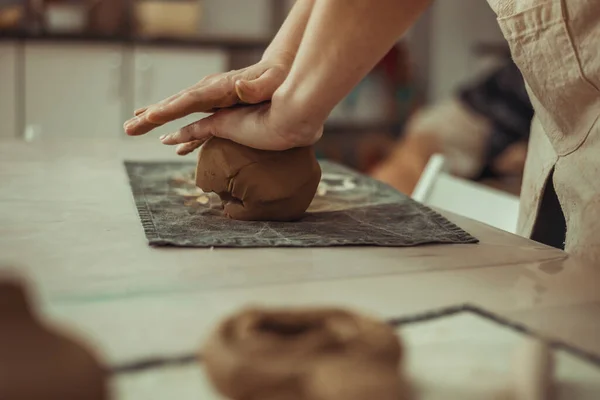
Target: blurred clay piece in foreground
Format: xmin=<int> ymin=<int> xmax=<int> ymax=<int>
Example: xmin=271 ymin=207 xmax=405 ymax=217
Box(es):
xmin=0 ymin=271 xmax=108 ymax=400
xmin=202 ymin=307 xmax=407 ymax=400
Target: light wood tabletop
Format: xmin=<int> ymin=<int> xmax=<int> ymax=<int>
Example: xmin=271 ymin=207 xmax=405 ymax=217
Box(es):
xmin=1 ymin=139 xmax=599 ymax=398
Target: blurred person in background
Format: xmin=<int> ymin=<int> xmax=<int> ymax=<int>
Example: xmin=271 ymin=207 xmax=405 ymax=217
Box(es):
xmin=370 ymin=61 xmax=534 ymax=196
xmin=125 ymin=0 xmax=600 ymax=262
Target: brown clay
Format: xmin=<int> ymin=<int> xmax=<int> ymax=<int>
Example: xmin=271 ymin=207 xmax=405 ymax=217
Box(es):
xmin=195 ymin=137 xmax=322 ymax=221
xmin=201 ymin=307 xmax=405 ymax=400
xmin=0 ymin=274 xmax=108 ymax=400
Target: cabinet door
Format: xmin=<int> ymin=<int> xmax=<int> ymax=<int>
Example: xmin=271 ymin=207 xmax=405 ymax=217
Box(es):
xmin=201 ymin=0 xmax=272 ymax=39
xmin=0 ymin=42 xmax=18 ymax=139
xmin=24 ymin=43 xmax=125 ymax=139
xmin=132 ymin=47 xmax=226 ymax=139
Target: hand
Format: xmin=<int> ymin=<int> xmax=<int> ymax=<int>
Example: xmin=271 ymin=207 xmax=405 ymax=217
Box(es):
xmin=123 ymin=55 xmax=293 ymax=138
xmin=160 ymin=93 xmax=324 ymax=153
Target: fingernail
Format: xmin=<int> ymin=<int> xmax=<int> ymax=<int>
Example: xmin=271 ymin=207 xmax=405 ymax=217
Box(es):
xmin=159 ymin=134 xmax=167 ymax=140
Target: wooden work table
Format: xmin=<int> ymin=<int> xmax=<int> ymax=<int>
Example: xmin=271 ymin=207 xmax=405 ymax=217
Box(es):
xmin=1 ymin=139 xmax=599 ymax=398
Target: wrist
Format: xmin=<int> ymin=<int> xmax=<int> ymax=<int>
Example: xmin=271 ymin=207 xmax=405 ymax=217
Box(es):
xmin=273 ymin=80 xmax=330 ymax=128
xmin=271 ymin=85 xmax=326 ymax=147
xmin=261 ymin=49 xmax=295 ymax=68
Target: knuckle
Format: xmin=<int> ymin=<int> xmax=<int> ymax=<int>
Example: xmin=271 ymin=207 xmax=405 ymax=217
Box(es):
xmin=145 ymin=108 xmax=162 ymax=123
xmin=189 ymin=121 xmax=204 ymax=136
xmin=180 ymin=91 xmax=196 ymax=102
xmin=183 ymin=119 xmax=214 ymax=141
xmin=180 ymin=123 xmax=198 ymax=140
xmin=206 ymin=121 xmax=219 ymax=138
xmin=212 ymin=79 xmax=236 ymax=107
xmin=240 ymin=66 xmax=260 ymax=80
xmin=199 ymin=73 xmax=219 ymax=84
xmin=205 ymin=116 xmax=223 ymax=138
xmin=216 ymin=75 xmax=234 ymax=89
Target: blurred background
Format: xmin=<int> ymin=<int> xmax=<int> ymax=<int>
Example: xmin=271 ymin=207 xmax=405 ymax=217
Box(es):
xmin=0 ymin=0 xmax=529 ymax=231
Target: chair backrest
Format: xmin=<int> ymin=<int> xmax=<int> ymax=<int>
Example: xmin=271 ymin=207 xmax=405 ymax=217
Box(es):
xmin=412 ymin=154 xmax=520 ymax=233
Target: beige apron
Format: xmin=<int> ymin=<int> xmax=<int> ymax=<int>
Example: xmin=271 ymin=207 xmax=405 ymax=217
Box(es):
xmin=487 ymin=0 xmax=600 ymax=262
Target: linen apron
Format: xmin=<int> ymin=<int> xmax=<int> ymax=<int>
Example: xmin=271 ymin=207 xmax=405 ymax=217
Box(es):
xmin=487 ymin=0 xmax=600 ymax=262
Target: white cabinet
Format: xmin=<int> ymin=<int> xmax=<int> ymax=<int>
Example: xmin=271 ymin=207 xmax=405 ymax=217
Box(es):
xmin=0 ymin=42 xmax=18 ymax=139
xmin=201 ymin=0 xmax=272 ymax=39
xmin=18 ymin=44 xmax=226 ymax=140
xmin=132 ymin=47 xmax=226 ymax=139
xmin=24 ymin=43 xmax=125 ymax=139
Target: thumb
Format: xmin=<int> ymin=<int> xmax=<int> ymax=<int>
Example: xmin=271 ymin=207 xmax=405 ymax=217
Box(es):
xmin=235 ymin=67 xmax=286 ymax=104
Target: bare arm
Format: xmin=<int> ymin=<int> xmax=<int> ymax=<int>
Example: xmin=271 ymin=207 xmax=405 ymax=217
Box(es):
xmin=275 ymin=0 xmax=431 ymax=125
xmin=158 ymin=0 xmax=433 ymax=151
xmin=232 ymin=0 xmax=316 ymax=101
xmin=262 ymin=0 xmax=315 ymax=63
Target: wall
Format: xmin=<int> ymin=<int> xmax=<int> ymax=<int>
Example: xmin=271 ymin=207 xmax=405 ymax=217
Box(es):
xmin=426 ymin=0 xmax=505 ymax=102
xmin=0 ymin=42 xmax=17 ymax=138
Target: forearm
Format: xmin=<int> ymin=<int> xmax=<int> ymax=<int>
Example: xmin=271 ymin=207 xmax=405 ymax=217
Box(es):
xmin=262 ymin=0 xmax=315 ymax=63
xmin=275 ymin=0 xmax=431 ymax=123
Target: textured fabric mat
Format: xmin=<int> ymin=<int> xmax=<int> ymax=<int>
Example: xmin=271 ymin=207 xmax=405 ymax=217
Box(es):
xmin=125 ymin=161 xmax=478 ymax=247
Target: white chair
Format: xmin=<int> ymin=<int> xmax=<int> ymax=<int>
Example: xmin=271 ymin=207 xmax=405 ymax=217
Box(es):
xmin=412 ymin=154 xmax=520 ymax=233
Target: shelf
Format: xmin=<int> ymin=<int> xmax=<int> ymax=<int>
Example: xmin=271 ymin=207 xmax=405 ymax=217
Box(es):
xmin=0 ymin=30 xmax=271 ymax=51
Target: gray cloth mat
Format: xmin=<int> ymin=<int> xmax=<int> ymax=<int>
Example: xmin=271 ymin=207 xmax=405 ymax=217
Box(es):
xmin=125 ymin=161 xmax=478 ymax=248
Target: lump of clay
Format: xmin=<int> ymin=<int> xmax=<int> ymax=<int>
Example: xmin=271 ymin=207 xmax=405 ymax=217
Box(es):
xmin=195 ymin=137 xmax=321 ymax=221
xmin=0 ymin=273 xmax=108 ymax=400
xmin=201 ymin=307 xmax=406 ymax=400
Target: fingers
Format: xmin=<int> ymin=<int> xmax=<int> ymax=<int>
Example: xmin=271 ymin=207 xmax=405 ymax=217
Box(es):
xmin=161 ymin=107 xmax=264 ymax=148
xmin=134 ymin=107 xmax=147 ymax=116
xmin=124 ymin=76 xmax=221 ymax=135
xmin=134 ymin=90 xmax=185 ymax=117
xmin=161 ymin=102 xmax=322 ymax=152
xmin=125 ymin=91 xmax=189 ymax=136
xmin=146 ymin=73 xmax=244 ymax=122
xmin=163 ymin=106 xmax=289 ymax=150
xmin=176 ymin=140 xmax=205 ymax=156
xmin=161 ymin=114 xmax=221 ymax=146
xmin=126 ymin=85 xmax=234 ymax=137
xmin=124 ymin=66 xmax=279 ymax=137
xmin=147 ymin=92 xmax=212 ymax=124
xmin=125 ymin=117 xmax=161 ymax=136
xmin=235 ymin=67 xmax=286 ymax=104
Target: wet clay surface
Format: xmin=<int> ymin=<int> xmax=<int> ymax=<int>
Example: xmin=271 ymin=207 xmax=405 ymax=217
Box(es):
xmin=195 ymin=138 xmax=322 ymax=222
xmin=202 ymin=307 xmax=405 ymax=400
